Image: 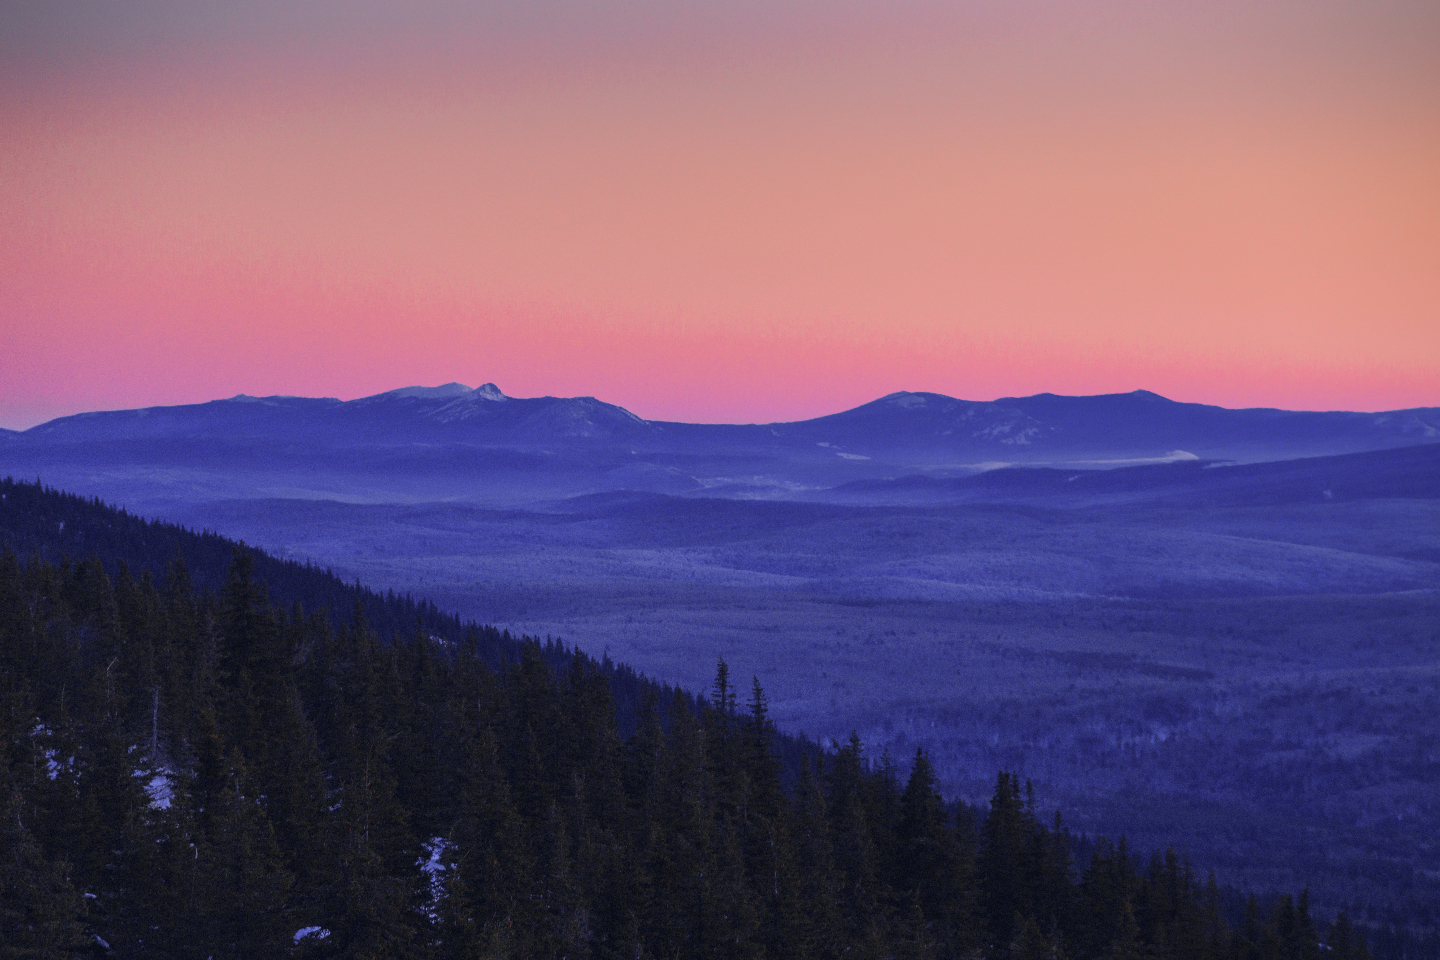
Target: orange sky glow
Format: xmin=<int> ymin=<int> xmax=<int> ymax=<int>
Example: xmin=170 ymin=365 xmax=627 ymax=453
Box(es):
xmin=2 ymin=0 xmax=1437 ymax=428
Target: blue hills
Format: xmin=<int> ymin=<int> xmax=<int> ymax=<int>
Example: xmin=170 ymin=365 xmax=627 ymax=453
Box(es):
xmin=3 ymin=384 xmax=1437 ymax=506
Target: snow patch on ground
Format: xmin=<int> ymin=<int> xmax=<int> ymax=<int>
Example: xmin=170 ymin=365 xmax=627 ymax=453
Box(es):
xmin=294 ymin=926 xmax=331 ymax=943
xmin=32 ymin=725 xmax=70 ymax=781
xmin=145 ymin=769 xmax=175 ymax=810
xmin=422 ymin=838 xmax=448 ymax=876
xmin=420 ymin=837 xmax=449 ymax=918
xmin=837 ymin=452 xmax=871 ymax=461
xmin=42 ymin=750 xmax=70 ymax=781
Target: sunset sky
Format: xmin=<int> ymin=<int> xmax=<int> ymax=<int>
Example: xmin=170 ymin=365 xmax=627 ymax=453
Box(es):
xmin=2 ymin=0 xmax=1437 ymax=429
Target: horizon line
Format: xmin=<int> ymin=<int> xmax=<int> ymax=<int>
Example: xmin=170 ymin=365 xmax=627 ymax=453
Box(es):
xmin=7 ymin=384 xmax=1439 ymax=433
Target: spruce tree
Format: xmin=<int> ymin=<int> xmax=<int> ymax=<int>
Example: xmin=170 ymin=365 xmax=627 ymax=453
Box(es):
xmin=0 ymin=761 xmax=89 ymax=960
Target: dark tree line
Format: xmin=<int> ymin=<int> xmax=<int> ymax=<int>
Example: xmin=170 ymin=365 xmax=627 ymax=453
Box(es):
xmin=0 ymin=478 xmax=1374 ymax=958
xmin=0 ymin=477 xmax=716 ymax=742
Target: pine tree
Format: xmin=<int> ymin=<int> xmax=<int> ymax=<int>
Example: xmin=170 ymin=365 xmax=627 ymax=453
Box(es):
xmin=1077 ymin=837 xmax=1140 ymax=960
xmin=704 ymin=658 xmax=744 ymax=826
xmin=790 ymin=754 xmax=840 ymax=959
xmin=1324 ymin=913 xmax=1374 ymax=960
xmin=828 ymin=733 xmax=885 ymax=955
xmin=324 ymin=609 xmax=424 ymax=958
xmin=191 ymin=748 xmax=295 ymax=959
xmin=441 ymin=727 xmax=532 ymax=958
xmin=898 ymin=749 xmax=959 ymax=936
xmin=743 ymin=677 xmax=783 ymax=823
xmin=647 ymin=689 xmax=712 ymax=955
xmin=0 ymin=761 xmax=89 ymax=960
xmin=982 ymin=771 xmax=1037 ymax=951
xmin=742 ymin=677 xmax=794 ymax=957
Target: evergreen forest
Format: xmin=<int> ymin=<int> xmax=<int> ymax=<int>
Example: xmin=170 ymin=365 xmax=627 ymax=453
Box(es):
xmin=1 ymin=479 xmax=1375 ymax=959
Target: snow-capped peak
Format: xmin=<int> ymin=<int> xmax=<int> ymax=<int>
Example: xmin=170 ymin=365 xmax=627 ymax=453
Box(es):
xmin=473 ymin=383 xmax=507 ymax=401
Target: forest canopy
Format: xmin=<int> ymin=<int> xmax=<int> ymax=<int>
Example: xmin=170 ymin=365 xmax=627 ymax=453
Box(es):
xmin=0 ymin=478 xmax=1370 ymax=958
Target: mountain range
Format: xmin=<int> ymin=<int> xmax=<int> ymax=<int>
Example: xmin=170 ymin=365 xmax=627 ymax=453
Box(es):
xmin=3 ymin=384 xmax=1437 ymax=505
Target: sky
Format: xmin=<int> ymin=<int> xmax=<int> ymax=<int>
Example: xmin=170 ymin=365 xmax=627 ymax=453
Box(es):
xmin=2 ymin=0 xmax=1437 ymax=429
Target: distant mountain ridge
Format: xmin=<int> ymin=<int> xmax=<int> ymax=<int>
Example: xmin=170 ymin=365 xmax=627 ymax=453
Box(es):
xmin=4 ymin=384 xmax=1437 ymax=506
xmin=18 ymin=382 xmax=652 ymax=445
xmin=763 ymin=388 xmax=1440 ymax=459
xmin=16 ymin=384 xmax=1440 ymax=453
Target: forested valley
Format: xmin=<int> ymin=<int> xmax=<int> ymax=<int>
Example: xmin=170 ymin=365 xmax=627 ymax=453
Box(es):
xmin=1 ymin=479 xmax=1378 ymax=958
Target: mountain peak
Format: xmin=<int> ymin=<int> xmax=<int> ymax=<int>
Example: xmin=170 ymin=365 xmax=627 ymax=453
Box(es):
xmin=474 ymin=383 xmax=507 ymax=401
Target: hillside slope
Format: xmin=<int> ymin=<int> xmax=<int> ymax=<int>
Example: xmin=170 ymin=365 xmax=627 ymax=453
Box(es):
xmin=0 ymin=478 xmax=1376 ymax=958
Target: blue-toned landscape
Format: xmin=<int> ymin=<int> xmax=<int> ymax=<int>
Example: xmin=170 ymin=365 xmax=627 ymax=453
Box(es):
xmin=4 ymin=385 xmax=1436 ymax=955
xmin=7 ymin=0 xmax=1438 ymax=951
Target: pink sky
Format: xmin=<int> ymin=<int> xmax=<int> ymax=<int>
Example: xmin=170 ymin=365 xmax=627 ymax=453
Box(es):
xmin=2 ymin=0 xmax=1437 ymax=428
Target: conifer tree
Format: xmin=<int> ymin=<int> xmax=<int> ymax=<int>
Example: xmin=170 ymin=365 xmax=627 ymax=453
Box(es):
xmin=442 ymin=726 xmax=532 ymax=957
xmin=0 ymin=761 xmax=88 ymax=959
xmin=791 ymin=754 xmax=840 ymax=957
xmin=982 ymin=771 xmax=1036 ymax=951
xmin=829 ymin=733 xmax=885 ymax=954
xmin=898 ymin=749 xmax=960 ymax=935
xmin=192 ymin=748 xmax=295 ymax=959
